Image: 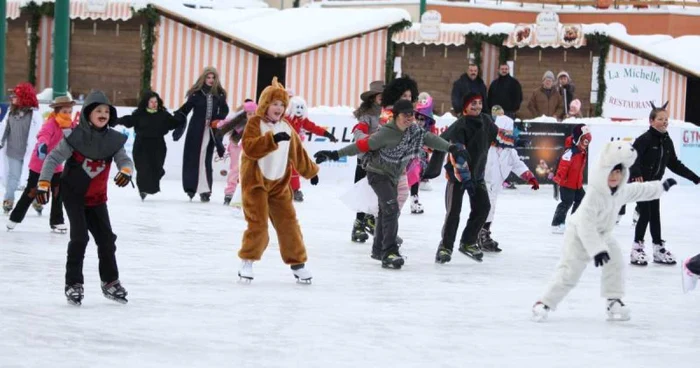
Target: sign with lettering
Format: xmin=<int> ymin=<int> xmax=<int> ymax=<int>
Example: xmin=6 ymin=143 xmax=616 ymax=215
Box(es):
xmin=535 ymin=12 xmax=559 ymax=44
xmin=602 ymin=63 xmax=664 ymax=119
xmin=419 ymin=10 xmax=441 ymax=41
xmin=506 ymin=12 xmax=584 ymax=48
xmin=87 ymin=0 xmax=109 ymax=13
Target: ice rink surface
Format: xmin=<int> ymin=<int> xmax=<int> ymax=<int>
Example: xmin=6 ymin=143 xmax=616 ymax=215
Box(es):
xmin=2 ymin=179 xmax=699 ymax=368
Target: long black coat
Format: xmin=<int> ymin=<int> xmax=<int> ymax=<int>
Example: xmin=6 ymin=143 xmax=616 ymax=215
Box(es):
xmin=629 ymin=127 xmax=699 ymax=183
xmin=488 ymin=75 xmax=523 ymax=117
xmin=173 ymin=90 xmax=229 ymax=195
xmin=116 ymin=109 xmax=181 ymax=194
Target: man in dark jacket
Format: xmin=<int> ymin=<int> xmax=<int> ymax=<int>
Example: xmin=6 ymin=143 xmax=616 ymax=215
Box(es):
xmin=628 ymin=107 xmax=700 ymax=267
xmin=488 ymin=63 xmax=523 ymax=119
xmin=451 ymin=64 xmax=488 ymax=115
xmin=425 ymin=92 xmax=500 ymax=264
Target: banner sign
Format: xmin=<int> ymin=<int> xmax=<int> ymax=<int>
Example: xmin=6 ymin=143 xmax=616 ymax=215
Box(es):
xmin=602 ymin=63 xmax=664 ymax=120
xmin=507 ymin=121 xmax=577 ymax=184
xmin=505 ymin=12 xmax=584 ymax=48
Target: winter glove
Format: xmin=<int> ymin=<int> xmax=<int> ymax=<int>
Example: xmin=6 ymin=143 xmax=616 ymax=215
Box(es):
xmin=35 ymin=180 xmax=50 ymax=205
xmin=662 ymin=178 xmax=677 ymax=191
xmin=521 ymin=171 xmax=539 ymax=190
xmin=114 ymin=168 xmax=133 ymax=188
xmin=324 ymin=131 xmax=338 ymax=143
xmin=37 ymin=143 xmax=48 ymax=160
xmin=310 ymin=175 xmax=319 ymax=185
xmin=314 ymin=150 xmax=339 ymax=164
xmin=172 ymin=127 xmax=185 ymax=141
xmin=273 ymin=132 xmax=291 ymax=143
xmin=594 ymin=251 xmax=610 ymax=267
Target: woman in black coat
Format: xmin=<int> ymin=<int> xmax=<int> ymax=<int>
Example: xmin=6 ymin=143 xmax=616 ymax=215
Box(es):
xmin=115 ymin=91 xmax=181 ymax=200
xmin=172 ymin=67 xmax=230 ymax=202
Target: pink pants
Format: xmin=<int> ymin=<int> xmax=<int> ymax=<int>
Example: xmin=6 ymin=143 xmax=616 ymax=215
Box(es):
xmin=224 ymin=143 xmax=243 ymax=196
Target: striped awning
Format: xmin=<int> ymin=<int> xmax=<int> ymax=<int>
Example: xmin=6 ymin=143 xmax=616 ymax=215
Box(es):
xmin=6 ymin=1 xmax=21 ymax=19
xmin=6 ymin=1 xmax=134 ymax=21
xmin=392 ymin=27 xmax=466 ymax=46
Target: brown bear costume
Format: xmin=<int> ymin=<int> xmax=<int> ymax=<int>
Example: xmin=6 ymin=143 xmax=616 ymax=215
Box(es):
xmin=238 ymin=78 xmax=319 ymax=267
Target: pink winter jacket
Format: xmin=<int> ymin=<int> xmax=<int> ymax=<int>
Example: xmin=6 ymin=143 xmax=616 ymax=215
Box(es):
xmin=28 ymin=115 xmax=77 ymax=173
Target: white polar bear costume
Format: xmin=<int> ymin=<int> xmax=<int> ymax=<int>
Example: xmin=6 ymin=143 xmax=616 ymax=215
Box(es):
xmin=539 ymin=141 xmax=667 ymax=315
xmin=484 ymin=116 xmax=531 ymax=223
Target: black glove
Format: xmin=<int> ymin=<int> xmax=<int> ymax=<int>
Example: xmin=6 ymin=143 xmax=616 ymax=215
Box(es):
xmin=662 ymin=178 xmax=677 ymax=191
xmin=324 ymin=131 xmax=338 ymax=143
xmin=172 ymin=127 xmax=185 ymax=142
xmin=273 ymin=132 xmax=291 ymax=143
xmin=310 ymin=175 xmax=319 ymax=185
xmin=314 ymin=150 xmax=339 ymax=164
xmin=594 ymin=251 xmax=610 ymax=267
xmin=693 ymin=177 xmax=700 ymax=185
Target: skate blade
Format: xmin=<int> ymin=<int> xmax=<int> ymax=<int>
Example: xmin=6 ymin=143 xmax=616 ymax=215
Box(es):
xmin=51 ymin=229 xmax=67 ymax=234
xmin=653 ymin=260 xmax=677 ymax=266
xmin=238 ymin=275 xmax=253 ymax=284
xmin=606 ymin=314 xmax=630 ymax=322
xmin=459 ymin=251 xmax=483 ymax=263
xmin=630 ymin=261 xmax=648 ymax=266
xmin=103 ymin=294 xmax=128 ymax=304
xmin=295 ymin=277 xmax=312 ymax=285
xmin=531 ymin=313 xmax=547 ymax=322
xmin=66 ymin=299 xmax=82 ymax=306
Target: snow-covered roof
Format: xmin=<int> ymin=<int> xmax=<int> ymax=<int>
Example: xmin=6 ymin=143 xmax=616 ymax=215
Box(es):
xmin=153 ymin=2 xmax=411 ymax=57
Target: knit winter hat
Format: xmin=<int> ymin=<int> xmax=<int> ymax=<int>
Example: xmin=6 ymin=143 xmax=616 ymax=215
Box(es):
xmin=557 ymin=71 xmax=571 ymax=81
xmin=392 ymin=99 xmax=414 ymax=116
xmin=415 ymin=93 xmax=433 ymax=118
xmin=256 ymin=77 xmax=289 ymax=117
xmin=569 ymin=99 xmax=581 ymax=115
xmin=572 ymin=123 xmax=591 ymax=145
xmin=542 ymin=71 xmax=555 ymax=81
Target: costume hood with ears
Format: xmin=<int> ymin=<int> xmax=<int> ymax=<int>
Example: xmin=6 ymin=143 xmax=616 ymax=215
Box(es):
xmin=650 ymin=101 xmax=669 ymax=110
xmin=590 ymin=141 xmax=637 ymax=194
xmin=256 ymin=77 xmax=289 ymax=118
xmin=286 ymin=96 xmax=308 ymax=119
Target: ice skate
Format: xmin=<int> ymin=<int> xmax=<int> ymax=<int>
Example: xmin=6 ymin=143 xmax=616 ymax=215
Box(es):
xmin=186 ymin=191 xmax=195 ymax=201
xmin=551 ymin=224 xmax=565 ymax=234
xmin=32 ymin=201 xmax=43 ymax=216
xmin=382 ymin=253 xmax=404 ymax=270
xmin=682 ymin=258 xmax=699 ymax=293
xmin=6 ymin=220 xmax=17 ymax=231
xmin=65 ymin=283 xmax=84 ymax=306
xmin=139 ymin=192 xmax=147 ymax=201
xmin=419 ymin=180 xmax=432 ymax=191
xmin=101 ymin=280 xmax=128 ymax=304
xmin=351 ymin=219 xmax=369 ymax=243
xmin=532 ymin=301 xmax=550 ymax=322
xmin=435 ymin=245 xmax=452 ymax=264
xmin=630 ymin=241 xmax=648 ymax=266
xmin=410 ymin=195 xmax=424 ymax=214
xmin=478 ymin=228 xmax=501 ymax=253
xmin=653 ymin=241 xmax=676 ymax=265
xmin=363 ymin=214 xmax=376 ymax=236
xmin=3 ymin=200 xmax=13 ymax=214
xmin=606 ymin=299 xmax=630 ymax=321
xmin=292 ymin=264 xmax=312 ymax=284
xmin=293 ymin=190 xmax=304 ymax=202
xmin=199 ymin=192 xmax=211 ymax=203
xmin=238 ymin=260 xmax=254 ymax=283
xmin=458 ymin=242 xmax=483 ymax=262
xmin=223 ymin=195 xmax=232 ymax=206
xmin=51 ymin=224 xmax=67 ymax=234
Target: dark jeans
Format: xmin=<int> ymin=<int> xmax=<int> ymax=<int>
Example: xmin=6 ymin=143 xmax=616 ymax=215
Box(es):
xmin=687 ymin=253 xmax=700 ymax=275
xmin=367 ymin=172 xmax=399 ymax=258
xmin=64 ymin=201 xmax=119 ymax=286
xmin=9 ymin=170 xmax=64 ymax=226
xmin=440 ymin=180 xmax=490 ymax=248
xmin=635 ymin=199 xmax=662 ymax=244
xmin=354 ymin=164 xmax=367 ymax=221
xmin=551 ymin=187 xmax=585 ymax=226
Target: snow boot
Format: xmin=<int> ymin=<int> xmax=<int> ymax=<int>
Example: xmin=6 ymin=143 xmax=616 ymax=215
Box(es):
xmin=532 ymin=301 xmax=550 ymax=322
xmin=101 ymin=280 xmax=128 ymax=304
xmin=65 ymin=283 xmax=84 ymax=306
xmin=291 ymin=264 xmax=312 ymax=284
xmin=478 ymin=228 xmax=501 ymax=252
xmin=606 ymin=299 xmax=630 ymax=321
xmin=410 ymin=195 xmax=424 ymax=214
xmin=435 ymin=245 xmax=452 ymax=264
xmin=238 ymin=260 xmax=254 ymax=283
xmin=352 ymin=219 xmax=369 ymax=243
xmin=458 ymin=242 xmax=483 ymax=262
xmin=293 ymin=190 xmax=304 ymax=202
xmin=653 ymin=241 xmax=676 ymax=265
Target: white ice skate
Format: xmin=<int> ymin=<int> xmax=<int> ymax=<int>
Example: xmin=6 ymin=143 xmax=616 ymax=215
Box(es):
xmin=653 ymin=242 xmax=676 ymax=265
xmin=551 ymin=224 xmax=565 ymax=234
xmin=51 ymin=224 xmax=68 ymax=234
xmin=292 ymin=265 xmax=312 ymax=284
xmin=410 ymin=195 xmax=424 ymax=214
xmin=531 ymin=301 xmax=550 ymax=322
xmin=606 ymin=299 xmax=630 ymax=321
xmin=630 ymin=242 xmax=648 ymax=266
xmin=6 ymin=220 xmax=17 ymax=231
xmin=238 ymin=260 xmax=254 ymax=283
xmin=419 ymin=180 xmax=433 ymax=191
xmin=682 ymin=258 xmax=698 ymax=293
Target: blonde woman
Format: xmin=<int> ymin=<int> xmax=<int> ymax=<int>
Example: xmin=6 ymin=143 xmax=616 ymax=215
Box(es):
xmin=173 ymin=67 xmax=230 ymax=201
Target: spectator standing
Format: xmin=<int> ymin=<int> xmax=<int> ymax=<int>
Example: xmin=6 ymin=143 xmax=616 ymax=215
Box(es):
xmin=487 ymin=63 xmax=523 ymax=119
xmin=558 ymin=71 xmax=576 ymax=116
xmin=527 ymin=71 xmax=564 ymax=120
xmin=451 ymin=64 xmax=488 ymax=115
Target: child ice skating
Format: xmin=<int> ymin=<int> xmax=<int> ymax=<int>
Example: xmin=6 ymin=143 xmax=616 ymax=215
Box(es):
xmin=314 ymin=99 xmax=466 ymax=269
xmin=0 ymin=83 xmax=42 ymax=214
xmin=7 ymin=96 xmax=76 ymax=232
xmin=407 ymin=92 xmax=437 ymax=215
xmin=37 ymin=91 xmax=133 ymax=306
xmin=217 ymin=99 xmax=257 ymax=205
xmin=551 ymin=124 xmax=591 ymax=234
xmin=237 ymin=78 xmax=319 ymax=284
xmin=533 ymin=141 xmax=677 ymax=322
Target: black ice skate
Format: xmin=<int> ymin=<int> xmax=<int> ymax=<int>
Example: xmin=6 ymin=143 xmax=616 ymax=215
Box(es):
xmin=478 ymin=229 xmax=501 ymax=253
xmin=223 ymin=195 xmax=232 ymax=206
xmin=352 ymin=219 xmax=369 ymax=243
xmin=65 ymin=283 xmax=84 ymax=306
xmin=200 ymin=192 xmax=211 ymax=203
xmin=458 ymin=242 xmax=483 ymax=262
xmin=291 ymin=264 xmax=312 ymax=284
xmin=435 ymin=245 xmax=452 ymax=264
xmin=139 ymin=192 xmax=147 ymax=201
xmin=101 ymin=280 xmax=128 ymax=304
xmin=293 ymin=190 xmax=304 ymax=202
xmin=382 ymin=253 xmax=404 ymax=270
xmin=363 ymin=214 xmax=376 ymax=236
xmin=32 ymin=201 xmax=43 ymax=216
xmin=186 ymin=191 xmax=195 ymax=201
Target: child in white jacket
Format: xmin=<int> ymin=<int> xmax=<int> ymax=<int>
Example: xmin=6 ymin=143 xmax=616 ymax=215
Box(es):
xmin=481 ymin=116 xmax=539 ymax=252
xmin=533 ymin=141 xmax=677 ymax=322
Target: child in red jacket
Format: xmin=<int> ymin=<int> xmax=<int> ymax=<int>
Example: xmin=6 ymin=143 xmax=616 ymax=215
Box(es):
xmin=551 ymin=124 xmax=591 ymax=234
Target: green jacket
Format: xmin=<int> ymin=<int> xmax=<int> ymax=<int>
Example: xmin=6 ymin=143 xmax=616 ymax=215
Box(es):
xmin=337 ymin=121 xmax=451 ymax=183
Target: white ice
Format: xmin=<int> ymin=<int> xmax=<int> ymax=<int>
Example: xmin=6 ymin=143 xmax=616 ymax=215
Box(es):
xmin=1 ymin=179 xmax=699 ymax=368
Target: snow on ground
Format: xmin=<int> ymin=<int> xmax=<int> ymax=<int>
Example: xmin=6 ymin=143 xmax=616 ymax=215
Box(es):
xmin=1 ymin=179 xmax=699 ymax=367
